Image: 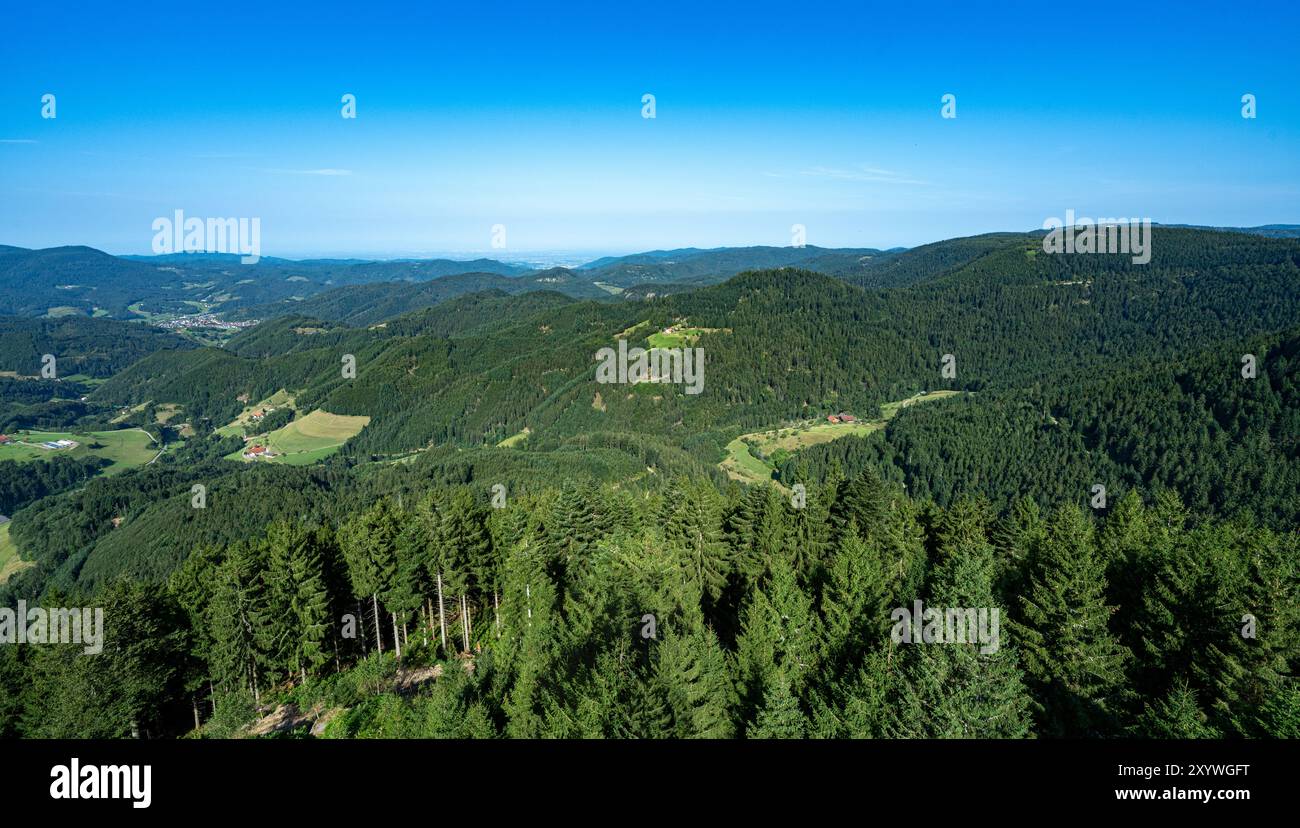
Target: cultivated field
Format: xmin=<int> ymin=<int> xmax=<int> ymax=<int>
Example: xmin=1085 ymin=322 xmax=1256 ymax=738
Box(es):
xmin=227 ymin=409 xmax=369 ymax=464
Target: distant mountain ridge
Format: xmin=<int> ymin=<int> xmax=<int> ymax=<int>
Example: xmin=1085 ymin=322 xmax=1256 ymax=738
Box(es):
xmin=3 ymin=223 xmax=1295 ymax=322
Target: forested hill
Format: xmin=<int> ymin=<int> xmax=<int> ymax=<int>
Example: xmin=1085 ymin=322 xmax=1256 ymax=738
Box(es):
xmin=0 ymin=245 xmax=532 ymax=320
xmin=779 ymin=325 xmax=1300 ymax=525
xmin=87 ymin=228 xmax=1300 ymax=461
xmin=575 ymin=244 xmax=886 ymax=285
xmin=234 ymin=247 xmax=896 ymax=325
xmin=235 ymin=271 xmax=607 ymax=325
xmin=0 ymin=314 xmax=194 ymax=377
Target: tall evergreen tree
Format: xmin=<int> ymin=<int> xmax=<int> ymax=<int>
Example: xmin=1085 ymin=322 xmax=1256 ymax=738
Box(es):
xmin=1014 ymin=506 xmax=1129 ymax=737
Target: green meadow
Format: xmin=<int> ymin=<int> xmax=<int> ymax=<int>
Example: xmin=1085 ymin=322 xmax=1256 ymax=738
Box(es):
xmin=226 ymin=410 xmax=369 ymax=464
xmin=720 ymin=390 xmax=962 ymax=486
xmin=0 ymin=428 xmax=158 ymax=474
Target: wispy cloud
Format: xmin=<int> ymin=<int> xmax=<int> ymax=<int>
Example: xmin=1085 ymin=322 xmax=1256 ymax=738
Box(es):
xmin=799 ymin=165 xmax=928 ymax=185
xmin=264 ymin=167 xmax=353 ymax=177
xmin=0 ymin=139 xmax=38 ymax=144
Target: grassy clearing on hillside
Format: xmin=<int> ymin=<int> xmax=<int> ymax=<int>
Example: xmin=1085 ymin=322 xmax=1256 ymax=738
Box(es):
xmin=878 ymin=389 xmax=961 ymax=418
xmin=0 ymin=428 xmax=158 ymax=474
xmin=215 ymin=389 xmax=296 ymax=436
xmin=615 ymin=320 xmax=653 ymax=339
xmin=719 ymin=390 xmax=963 ymax=486
xmin=60 ymin=373 xmax=109 ymax=387
xmin=0 ymin=523 xmax=31 ymax=584
xmin=497 ymin=427 xmax=531 ymax=448
xmin=721 ymin=437 xmax=777 ymax=486
xmin=110 ymin=401 xmax=183 ymax=425
xmin=647 ymin=327 xmax=707 ymax=348
xmin=227 ymin=410 xmax=369 ymax=464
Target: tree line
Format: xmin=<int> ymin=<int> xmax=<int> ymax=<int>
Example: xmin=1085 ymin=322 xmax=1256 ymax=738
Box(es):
xmin=3 ymin=472 xmax=1295 ymax=739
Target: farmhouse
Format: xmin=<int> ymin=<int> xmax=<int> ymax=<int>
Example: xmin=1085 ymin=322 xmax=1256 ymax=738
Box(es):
xmin=243 ymin=445 xmax=274 ymax=459
xmin=827 ymin=415 xmax=841 ymax=424
xmin=0 ymin=434 xmax=10 ymax=444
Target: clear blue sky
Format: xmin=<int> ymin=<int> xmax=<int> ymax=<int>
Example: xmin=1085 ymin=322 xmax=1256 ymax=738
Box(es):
xmin=1 ymin=0 xmax=1296 ymax=258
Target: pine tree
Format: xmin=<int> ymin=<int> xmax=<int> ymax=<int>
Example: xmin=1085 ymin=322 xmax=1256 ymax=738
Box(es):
xmin=1193 ymin=525 xmax=1299 ymax=736
xmin=338 ymin=500 xmax=401 ymax=653
xmin=207 ymin=540 xmax=266 ymax=703
xmin=821 ymin=518 xmax=889 ymax=673
xmin=1254 ymin=679 xmax=1300 ymax=738
xmin=888 ymin=509 xmax=1034 ymax=738
xmin=440 ymin=487 xmax=494 ymax=598
xmin=735 ymin=553 xmax=819 ymax=720
xmin=654 ymin=626 xmax=736 ymax=738
xmin=749 ymin=673 xmax=806 ymax=739
xmin=285 ymin=527 xmax=331 ymax=682
xmin=662 ymin=479 xmax=731 ymax=612
xmin=1134 ymin=680 xmax=1218 ymax=739
xmin=1014 ymin=506 xmax=1129 ymax=736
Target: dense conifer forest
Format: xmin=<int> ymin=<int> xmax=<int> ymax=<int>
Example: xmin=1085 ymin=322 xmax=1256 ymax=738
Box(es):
xmin=2 ymin=474 xmax=1296 ymax=739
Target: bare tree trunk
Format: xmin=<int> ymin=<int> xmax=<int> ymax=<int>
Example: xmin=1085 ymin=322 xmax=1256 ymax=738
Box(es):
xmin=372 ymin=593 xmax=383 ymax=653
xmin=192 ymin=696 xmax=201 ymax=731
xmin=436 ymin=572 xmax=448 ymax=653
xmin=494 ymin=591 xmax=501 ymax=638
xmin=526 ymin=583 xmax=532 ymax=624
xmin=392 ymin=611 xmax=402 ymax=660
xmin=357 ymin=600 xmax=368 ymax=654
xmin=461 ymin=595 xmax=470 ymax=652
xmin=402 ymin=622 xmax=409 ymax=649
xmin=420 ymin=604 xmax=428 ymax=648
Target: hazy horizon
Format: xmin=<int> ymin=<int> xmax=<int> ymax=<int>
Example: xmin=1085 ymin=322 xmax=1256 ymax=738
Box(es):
xmin=6 ymin=219 xmax=1300 ymax=266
